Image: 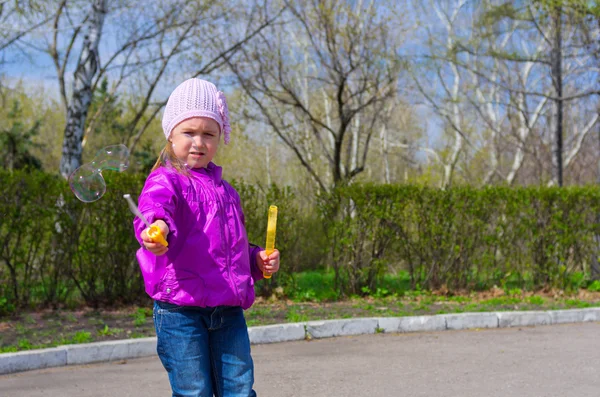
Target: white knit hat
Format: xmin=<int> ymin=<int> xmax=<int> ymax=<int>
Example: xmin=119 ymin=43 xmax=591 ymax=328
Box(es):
xmin=162 ymin=78 xmax=231 ymax=144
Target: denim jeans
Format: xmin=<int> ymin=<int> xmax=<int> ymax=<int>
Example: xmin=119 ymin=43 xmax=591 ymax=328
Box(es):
xmin=153 ymin=300 xmax=257 ymax=397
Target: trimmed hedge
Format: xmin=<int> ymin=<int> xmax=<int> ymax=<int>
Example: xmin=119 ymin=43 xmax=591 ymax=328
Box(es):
xmin=324 ymin=184 xmax=600 ymax=295
xmin=0 ymin=170 xmax=321 ymax=313
xmin=1 ymin=170 xmax=599 ymax=312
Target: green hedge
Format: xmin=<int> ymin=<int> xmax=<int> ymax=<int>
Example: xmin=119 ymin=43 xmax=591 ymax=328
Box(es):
xmin=0 ymin=171 xmax=146 ymax=312
xmin=1 ymin=170 xmax=599 ymax=313
xmin=0 ymin=170 xmax=322 ymax=313
xmin=324 ymin=184 xmax=600 ymax=295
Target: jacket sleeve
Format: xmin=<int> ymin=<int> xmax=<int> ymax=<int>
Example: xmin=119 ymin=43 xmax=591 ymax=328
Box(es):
xmin=133 ymin=169 xmax=179 ymax=248
xmin=229 ymin=184 xmax=264 ymax=281
xmin=242 ymin=207 xmax=264 ymax=281
xmin=249 ymin=243 xmax=264 ymax=282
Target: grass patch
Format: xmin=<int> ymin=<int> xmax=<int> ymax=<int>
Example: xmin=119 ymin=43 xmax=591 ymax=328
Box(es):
xmin=2 ymin=270 xmax=600 ymax=353
xmin=284 ymin=271 xmax=339 ymax=302
xmin=132 ymin=307 xmax=152 ymax=327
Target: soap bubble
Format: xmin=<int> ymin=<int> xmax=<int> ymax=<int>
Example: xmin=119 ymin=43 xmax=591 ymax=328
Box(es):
xmin=68 ymin=144 xmax=129 ymax=203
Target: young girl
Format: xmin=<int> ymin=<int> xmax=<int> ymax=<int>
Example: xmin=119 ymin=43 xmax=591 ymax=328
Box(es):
xmin=133 ymin=78 xmax=280 ymax=397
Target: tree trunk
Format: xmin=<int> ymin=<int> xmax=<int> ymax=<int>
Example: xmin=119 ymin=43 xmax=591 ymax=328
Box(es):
xmin=266 ymin=144 xmax=272 ymax=186
xmin=594 ymin=117 xmax=600 ymax=280
xmin=59 ymin=0 xmax=107 ymax=179
xmin=551 ymin=5 xmax=564 ymax=187
xmin=593 ymin=13 xmax=600 ymax=282
xmin=380 ymin=124 xmax=391 ymax=184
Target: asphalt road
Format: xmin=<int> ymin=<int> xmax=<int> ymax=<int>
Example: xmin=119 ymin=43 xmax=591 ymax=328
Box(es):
xmin=1 ymin=322 xmax=599 ymax=397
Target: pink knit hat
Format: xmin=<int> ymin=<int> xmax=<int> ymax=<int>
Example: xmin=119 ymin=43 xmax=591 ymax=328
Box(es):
xmin=162 ymin=78 xmax=231 ymax=144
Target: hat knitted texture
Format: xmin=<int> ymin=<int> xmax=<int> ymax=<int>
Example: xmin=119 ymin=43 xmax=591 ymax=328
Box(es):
xmin=162 ymin=78 xmax=231 ymax=144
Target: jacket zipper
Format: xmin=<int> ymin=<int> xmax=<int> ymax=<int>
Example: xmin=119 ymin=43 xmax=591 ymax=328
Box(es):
xmin=212 ymin=179 xmax=242 ymax=305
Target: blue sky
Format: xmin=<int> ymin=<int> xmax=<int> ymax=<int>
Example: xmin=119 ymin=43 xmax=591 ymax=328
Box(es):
xmin=2 ymin=0 xmax=597 ymax=161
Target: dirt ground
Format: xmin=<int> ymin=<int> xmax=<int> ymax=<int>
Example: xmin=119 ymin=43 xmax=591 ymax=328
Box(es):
xmin=2 ymin=288 xmax=600 ymax=352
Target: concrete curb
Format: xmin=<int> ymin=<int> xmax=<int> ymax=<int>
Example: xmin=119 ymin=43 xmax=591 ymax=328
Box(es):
xmin=2 ymin=308 xmax=600 ymax=375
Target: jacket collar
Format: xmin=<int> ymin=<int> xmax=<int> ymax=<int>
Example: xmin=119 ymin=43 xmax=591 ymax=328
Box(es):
xmin=190 ymin=161 xmax=222 ymax=185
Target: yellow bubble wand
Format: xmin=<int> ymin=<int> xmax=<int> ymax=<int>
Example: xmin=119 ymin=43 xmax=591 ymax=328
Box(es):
xmin=263 ymin=205 xmax=278 ymax=279
xmin=123 ymin=194 xmax=168 ymax=247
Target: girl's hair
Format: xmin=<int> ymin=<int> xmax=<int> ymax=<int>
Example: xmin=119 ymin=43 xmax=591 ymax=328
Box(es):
xmin=151 ymin=142 xmax=190 ymax=175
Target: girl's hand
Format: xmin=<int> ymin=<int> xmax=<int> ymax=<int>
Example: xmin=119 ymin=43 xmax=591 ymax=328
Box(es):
xmin=141 ymin=220 xmax=169 ymax=256
xmin=257 ymin=249 xmax=280 ymax=277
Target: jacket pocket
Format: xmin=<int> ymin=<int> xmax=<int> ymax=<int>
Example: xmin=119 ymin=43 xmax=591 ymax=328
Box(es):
xmin=160 ymin=269 xmax=207 ymax=307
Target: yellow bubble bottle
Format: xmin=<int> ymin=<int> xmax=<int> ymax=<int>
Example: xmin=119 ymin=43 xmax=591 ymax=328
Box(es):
xmin=263 ymin=205 xmax=278 ymax=279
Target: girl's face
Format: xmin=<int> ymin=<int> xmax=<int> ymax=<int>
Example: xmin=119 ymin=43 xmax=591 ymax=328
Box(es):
xmin=169 ymin=117 xmax=220 ymax=169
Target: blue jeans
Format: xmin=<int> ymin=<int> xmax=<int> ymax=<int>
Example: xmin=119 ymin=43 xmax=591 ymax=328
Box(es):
xmin=153 ymin=300 xmax=257 ymax=397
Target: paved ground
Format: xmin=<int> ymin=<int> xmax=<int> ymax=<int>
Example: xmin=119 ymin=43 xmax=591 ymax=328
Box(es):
xmin=1 ymin=322 xmax=599 ymax=397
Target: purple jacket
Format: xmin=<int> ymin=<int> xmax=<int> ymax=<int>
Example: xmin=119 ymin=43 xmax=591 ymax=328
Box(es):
xmin=134 ymin=162 xmax=263 ymax=310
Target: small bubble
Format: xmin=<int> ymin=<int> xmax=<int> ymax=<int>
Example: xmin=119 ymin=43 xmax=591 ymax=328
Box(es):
xmin=68 ymin=144 xmax=130 ymax=203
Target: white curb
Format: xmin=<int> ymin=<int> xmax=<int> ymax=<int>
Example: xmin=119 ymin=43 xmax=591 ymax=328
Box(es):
xmin=2 ymin=308 xmax=600 ymax=375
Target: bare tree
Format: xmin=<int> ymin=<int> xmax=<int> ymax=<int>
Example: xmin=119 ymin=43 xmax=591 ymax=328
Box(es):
xmin=462 ymin=1 xmax=599 ymax=186
xmin=0 ymin=1 xmax=54 ymax=53
xmin=413 ymin=0 xmax=598 ymax=186
xmin=125 ymin=0 xmax=285 ymax=156
xmin=371 ymin=98 xmax=427 ymax=184
xmin=226 ymin=0 xmax=403 ymax=191
xmin=0 ymin=0 xmax=54 ymax=111
xmin=476 ymin=18 xmax=551 ymax=186
xmin=58 ymin=0 xmax=107 ymax=178
xmin=411 ymin=0 xmax=476 ymax=188
xmin=11 ymin=0 xmax=282 ymax=175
